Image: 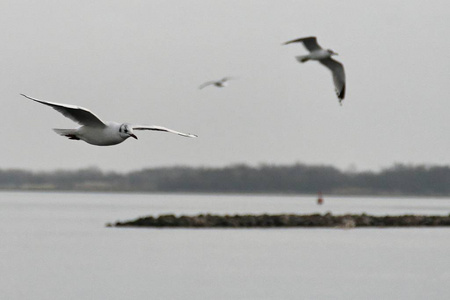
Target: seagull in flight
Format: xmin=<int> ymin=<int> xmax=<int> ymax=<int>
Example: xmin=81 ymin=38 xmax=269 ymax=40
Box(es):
xmin=283 ymin=36 xmax=346 ymax=104
xmin=21 ymin=94 xmax=197 ymax=146
xmin=199 ymin=77 xmax=234 ymax=89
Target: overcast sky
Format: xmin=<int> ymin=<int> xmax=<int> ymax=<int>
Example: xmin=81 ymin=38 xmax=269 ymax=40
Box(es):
xmin=1 ymin=0 xmax=449 ymax=172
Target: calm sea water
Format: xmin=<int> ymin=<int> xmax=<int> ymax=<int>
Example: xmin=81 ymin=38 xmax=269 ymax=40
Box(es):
xmin=1 ymin=191 xmax=449 ymax=300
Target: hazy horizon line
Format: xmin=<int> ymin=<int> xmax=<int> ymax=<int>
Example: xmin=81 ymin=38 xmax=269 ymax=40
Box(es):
xmin=1 ymin=161 xmax=448 ymax=174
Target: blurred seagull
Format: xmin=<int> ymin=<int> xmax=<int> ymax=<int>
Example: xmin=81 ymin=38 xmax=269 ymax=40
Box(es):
xmin=283 ymin=36 xmax=346 ymax=104
xmin=199 ymin=77 xmax=234 ymax=89
xmin=21 ymin=94 xmax=197 ymax=146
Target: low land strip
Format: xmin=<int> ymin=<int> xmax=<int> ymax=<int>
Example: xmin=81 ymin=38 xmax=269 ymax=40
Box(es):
xmin=109 ymin=213 xmax=450 ymax=228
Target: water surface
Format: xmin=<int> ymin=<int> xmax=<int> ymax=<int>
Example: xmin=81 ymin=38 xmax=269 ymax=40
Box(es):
xmin=1 ymin=192 xmax=449 ymax=299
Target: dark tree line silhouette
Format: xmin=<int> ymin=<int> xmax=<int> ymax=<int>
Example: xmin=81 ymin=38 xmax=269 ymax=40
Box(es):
xmin=0 ymin=163 xmax=449 ymax=195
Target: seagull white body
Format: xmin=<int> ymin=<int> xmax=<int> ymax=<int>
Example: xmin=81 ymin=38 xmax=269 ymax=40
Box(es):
xmin=199 ymin=77 xmax=234 ymax=89
xmin=283 ymin=36 xmax=346 ymax=103
xmin=21 ymin=94 xmax=197 ymax=146
xmin=65 ymin=122 xmax=126 ymax=146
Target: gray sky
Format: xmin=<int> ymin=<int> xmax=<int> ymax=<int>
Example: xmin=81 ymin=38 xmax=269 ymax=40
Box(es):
xmin=2 ymin=0 xmax=449 ymax=172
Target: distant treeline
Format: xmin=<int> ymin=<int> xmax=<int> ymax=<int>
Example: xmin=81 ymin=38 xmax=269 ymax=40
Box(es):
xmin=0 ymin=163 xmax=449 ymax=196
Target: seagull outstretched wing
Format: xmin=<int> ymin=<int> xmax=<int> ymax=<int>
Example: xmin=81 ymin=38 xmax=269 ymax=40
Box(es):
xmin=132 ymin=125 xmax=198 ymax=138
xmin=198 ymin=81 xmax=216 ymax=89
xmin=220 ymin=77 xmax=234 ymax=82
xmin=319 ymin=58 xmax=346 ymax=102
xmin=282 ymin=36 xmax=322 ymax=52
xmin=20 ymin=94 xmax=106 ymax=127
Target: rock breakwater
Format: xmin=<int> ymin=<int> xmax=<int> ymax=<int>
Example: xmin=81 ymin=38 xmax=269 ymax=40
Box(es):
xmin=109 ymin=213 xmax=450 ymax=228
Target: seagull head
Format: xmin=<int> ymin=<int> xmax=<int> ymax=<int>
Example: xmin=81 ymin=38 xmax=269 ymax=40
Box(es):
xmin=327 ymin=49 xmax=339 ymax=56
xmin=119 ymin=123 xmax=138 ymax=140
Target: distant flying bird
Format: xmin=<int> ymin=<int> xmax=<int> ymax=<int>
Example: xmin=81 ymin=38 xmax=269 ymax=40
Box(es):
xmin=21 ymin=94 xmax=197 ymax=146
xmin=283 ymin=36 xmax=346 ymax=104
xmin=198 ymin=77 xmax=234 ymax=89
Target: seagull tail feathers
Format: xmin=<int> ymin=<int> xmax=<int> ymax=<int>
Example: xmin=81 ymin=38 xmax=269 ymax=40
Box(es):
xmin=53 ymin=128 xmax=80 ymax=140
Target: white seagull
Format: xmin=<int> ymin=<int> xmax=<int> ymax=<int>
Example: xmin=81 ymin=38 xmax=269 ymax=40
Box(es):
xmin=21 ymin=94 xmax=197 ymax=146
xmin=198 ymin=77 xmax=234 ymax=89
xmin=283 ymin=36 xmax=346 ymax=104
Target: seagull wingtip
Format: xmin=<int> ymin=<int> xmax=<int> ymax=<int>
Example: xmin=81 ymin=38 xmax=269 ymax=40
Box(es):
xmin=180 ymin=133 xmax=198 ymax=138
xmin=20 ymin=93 xmax=32 ymax=100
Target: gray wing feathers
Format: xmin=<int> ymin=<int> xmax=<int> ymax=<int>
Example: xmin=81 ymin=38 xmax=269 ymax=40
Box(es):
xmin=319 ymin=58 xmax=346 ymax=100
xmin=199 ymin=81 xmax=215 ymax=89
xmin=21 ymin=94 xmax=106 ymax=127
xmin=283 ymin=36 xmax=322 ymax=52
xmin=132 ymin=125 xmax=198 ymax=138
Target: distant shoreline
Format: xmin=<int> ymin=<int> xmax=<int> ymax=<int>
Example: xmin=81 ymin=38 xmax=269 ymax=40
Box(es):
xmin=109 ymin=213 xmax=450 ymax=228
xmin=2 ymin=189 xmax=450 ymax=199
xmin=2 ymin=163 xmax=450 ymax=196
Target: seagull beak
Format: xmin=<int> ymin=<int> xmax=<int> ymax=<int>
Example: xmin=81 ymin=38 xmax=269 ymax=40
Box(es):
xmin=130 ymin=133 xmax=138 ymax=140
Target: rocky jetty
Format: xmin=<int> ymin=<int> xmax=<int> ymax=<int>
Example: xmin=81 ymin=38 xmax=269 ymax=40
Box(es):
xmin=109 ymin=213 xmax=450 ymax=228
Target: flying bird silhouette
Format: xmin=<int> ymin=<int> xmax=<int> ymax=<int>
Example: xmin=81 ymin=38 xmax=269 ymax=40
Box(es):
xmin=198 ymin=77 xmax=234 ymax=89
xmin=283 ymin=36 xmax=346 ymax=104
xmin=21 ymin=94 xmax=197 ymax=146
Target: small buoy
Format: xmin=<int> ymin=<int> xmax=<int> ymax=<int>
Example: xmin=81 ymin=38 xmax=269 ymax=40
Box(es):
xmin=317 ymin=191 xmax=324 ymax=205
